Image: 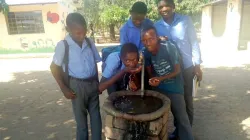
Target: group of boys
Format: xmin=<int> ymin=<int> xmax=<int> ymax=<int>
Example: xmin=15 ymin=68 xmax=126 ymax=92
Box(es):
xmin=50 ymin=0 xmax=202 ymax=140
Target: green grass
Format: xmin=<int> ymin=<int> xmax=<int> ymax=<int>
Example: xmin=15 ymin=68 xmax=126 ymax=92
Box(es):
xmin=0 ymin=47 xmax=55 ymax=54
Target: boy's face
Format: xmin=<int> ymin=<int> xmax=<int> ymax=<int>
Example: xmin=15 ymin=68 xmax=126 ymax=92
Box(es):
xmin=131 ymin=13 xmax=146 ymax=27
xmin=142 ymin=29 xmax=159 ymax=52
xmin=122 ymin=52 xmax=139 ymax=69
xmin=67 ymin=24 xmax=87 ymax=42
xmin=158 ymin=1 xmax=174 ymax=19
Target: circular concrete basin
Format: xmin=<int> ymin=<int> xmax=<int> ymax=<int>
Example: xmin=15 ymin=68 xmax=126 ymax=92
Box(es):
xmin=102 ymin=90 xmax=170 ymax=121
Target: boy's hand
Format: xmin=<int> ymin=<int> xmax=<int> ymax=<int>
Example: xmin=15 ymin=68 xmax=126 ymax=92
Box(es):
xmin=194 ymin=65 xmax=202 ymax=81
xmin=149 ymin=77 xmax=161 ymax=87
xmin=129 ymin=81 xmax=138 ymax=91
xmin=61 ymin=86 xmax=76 ymax=99
xmin=159 ymin=36 xmax=168 ymax=41
xmin=129 ymin=74 xmax=140 ymax=91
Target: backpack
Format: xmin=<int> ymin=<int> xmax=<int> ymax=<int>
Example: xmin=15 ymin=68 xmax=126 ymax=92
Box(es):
xmin=101 ymin=45 xmax=122 ymax=72
xmin=62 ymin=38 xmax=98 ymax=87
xmin=160 ymin=40 xmax=184 ymax=71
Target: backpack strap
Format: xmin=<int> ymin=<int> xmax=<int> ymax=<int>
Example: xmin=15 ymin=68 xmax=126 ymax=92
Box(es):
xmin=118 ymin=59 xmax=122 ymax=70
xmin=63 ymin=40 xmax=69 ymax=87
xmin=85 ymin=37 xmax=99 ymax=82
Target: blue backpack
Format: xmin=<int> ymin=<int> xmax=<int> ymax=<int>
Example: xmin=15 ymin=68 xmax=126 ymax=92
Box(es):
xmin=101 ymin=45 xmax=122 ymax=72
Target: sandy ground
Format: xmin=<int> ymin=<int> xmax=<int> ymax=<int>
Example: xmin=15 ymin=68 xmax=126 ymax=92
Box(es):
xmin=0 ymin=56 xmax=250 ymax=140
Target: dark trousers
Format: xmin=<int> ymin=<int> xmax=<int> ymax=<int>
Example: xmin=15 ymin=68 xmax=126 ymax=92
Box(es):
xmin=183 ymin=66 xmax=195 ymax=125
xmin=70 ymin=78 xmax=102 ymax=140
xmin=154 ymin=89 xmax=194 ymax=140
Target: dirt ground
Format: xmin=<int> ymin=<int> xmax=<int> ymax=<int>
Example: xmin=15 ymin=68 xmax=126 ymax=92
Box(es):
xmin=0 ymin=57 xmax=250 ymax=140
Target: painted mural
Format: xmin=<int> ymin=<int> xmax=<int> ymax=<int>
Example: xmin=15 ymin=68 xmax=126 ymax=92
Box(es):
xmin=19 ymin=37 xmax=55 ymax=49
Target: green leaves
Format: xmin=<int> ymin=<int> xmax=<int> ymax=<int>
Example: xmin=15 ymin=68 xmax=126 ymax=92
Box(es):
xmin=78 ymin=0 xmax=211 ymax=34
xmin=100 ymin=5 xmax=128 ymax=26
xmin=0 ymin=0 xmax=9 ymax=16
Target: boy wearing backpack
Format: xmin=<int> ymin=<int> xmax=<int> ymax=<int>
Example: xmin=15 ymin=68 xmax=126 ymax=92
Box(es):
xmin=141 ymin=25 xmax=194 ymax=140
xmin=50 ymin=13 xmax=102 ymax=140
xmin=120 ymin=1 xmax=153 ymax=51
xmin=99 ymin=43 xmax=142 ymax=94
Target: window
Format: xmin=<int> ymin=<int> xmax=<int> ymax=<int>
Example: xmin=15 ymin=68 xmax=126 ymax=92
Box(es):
xmin=7 ymin=11 xmax=45 ymax=35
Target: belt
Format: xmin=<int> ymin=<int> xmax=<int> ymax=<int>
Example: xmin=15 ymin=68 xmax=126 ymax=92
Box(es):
xmin=69 ymin=76 xmax=97 ymax=82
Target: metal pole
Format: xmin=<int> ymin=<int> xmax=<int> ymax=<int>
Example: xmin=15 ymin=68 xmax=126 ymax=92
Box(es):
xmin=140 ymin=52 xmax=145 ymax=97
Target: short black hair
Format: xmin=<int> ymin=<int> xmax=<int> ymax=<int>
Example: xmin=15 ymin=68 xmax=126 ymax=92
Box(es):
xmin=159 ymin=0 xmax=175 ymax=8
xmin=141 ymin=25 xmax=158 ymax=37
xmin=120 ymin=43 xmax=139 ymax=59
xmin=66 ymin=13 xmax=87 ymax=29
xmin=130 ymin=1 xmax=148 ymax=14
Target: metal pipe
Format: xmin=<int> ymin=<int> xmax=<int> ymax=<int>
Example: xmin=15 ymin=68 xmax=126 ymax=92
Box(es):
xmin=140 ymin=52 xmax=145 ymax=97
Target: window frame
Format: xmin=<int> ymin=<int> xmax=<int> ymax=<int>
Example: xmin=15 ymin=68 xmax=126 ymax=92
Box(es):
xmin=6 ymin=11 xmax=45 ymax=35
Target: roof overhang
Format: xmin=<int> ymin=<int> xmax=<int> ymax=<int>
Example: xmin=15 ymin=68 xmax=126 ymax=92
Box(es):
xmin=6 ymin=0 xmax=59 ymax=6
xmin=202 ymin=0 xmax=228 ymax=7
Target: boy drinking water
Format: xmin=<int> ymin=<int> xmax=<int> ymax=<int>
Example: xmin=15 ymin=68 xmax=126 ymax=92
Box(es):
xmin=141 ymin=25 xmax=194 ymax=140
xmin=50 ymin=13 xmax=102 ymax=140
xmin=99 ymin=43 xmax=142 ymax=93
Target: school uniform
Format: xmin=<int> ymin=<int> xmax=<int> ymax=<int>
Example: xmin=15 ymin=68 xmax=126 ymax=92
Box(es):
xmin=154 ymin=13 xmax=202 ymax=125
xmin=101 ymin=52 xmax=126 ymax=95
xmin=120 ymin=18 xmax=153 ymax=51
xmin=53 ymin=35 xmax=102 ymax=140
xmin=145 ymin=41 xmax=194 ymax=140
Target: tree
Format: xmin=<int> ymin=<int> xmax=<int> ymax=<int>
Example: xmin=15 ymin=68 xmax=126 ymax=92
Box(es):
xmin=0 ymin=0 xmax=9 ymax=16
xmin=79 ymin=0 xmax=100 ymax=27
xmin=78 ymin=0 xmax=211 ymax=39
xmin=100 ymin=5 xmax=128 ymax=40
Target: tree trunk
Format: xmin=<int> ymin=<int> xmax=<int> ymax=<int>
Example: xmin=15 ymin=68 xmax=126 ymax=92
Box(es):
xmin=109 ymin=24 xmax=115 ymax=41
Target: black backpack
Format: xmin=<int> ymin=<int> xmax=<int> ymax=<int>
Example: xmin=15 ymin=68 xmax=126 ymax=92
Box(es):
xmin=62 ymin=38 xmax=98 ymax=87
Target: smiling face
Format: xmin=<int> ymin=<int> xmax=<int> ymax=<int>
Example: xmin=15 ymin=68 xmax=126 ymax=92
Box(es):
xmin=142 ymin=29 xmax=159 ymax=53
xmin=158 ymin=0 xmax=175 ymax=20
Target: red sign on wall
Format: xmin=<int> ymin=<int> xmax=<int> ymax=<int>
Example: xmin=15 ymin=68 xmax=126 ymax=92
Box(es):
xmin=47 ymin=11 xmax=59 ymax=23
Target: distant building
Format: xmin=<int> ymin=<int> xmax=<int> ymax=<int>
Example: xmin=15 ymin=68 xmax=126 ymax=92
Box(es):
xmin=0 ymin=0 xmax=82 ymax=50
xmin=201 ymin=0 xmax=250 ymax=51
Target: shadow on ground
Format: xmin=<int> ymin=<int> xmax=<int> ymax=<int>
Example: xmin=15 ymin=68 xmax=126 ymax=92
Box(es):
xmin=193 ymin=66 xmax=250 ymax=140
xmin=0 ymin=66 xmax=250 ymax=140
xmin=0 ymin=71 xmax=106 ymax=140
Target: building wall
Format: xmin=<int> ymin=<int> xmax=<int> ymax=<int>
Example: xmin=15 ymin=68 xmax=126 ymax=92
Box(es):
xmin=239 ymin=0 xmax=250 ymax=50
xmin=211 ymin=3 xmax=227 ymax=37
xmin=201 ymin=0 xmax=245 ymax=51
xmin=0 ymin=0 xmax=77 ymax=51
xmin=0 ymin=3 xmax=64 ymax=50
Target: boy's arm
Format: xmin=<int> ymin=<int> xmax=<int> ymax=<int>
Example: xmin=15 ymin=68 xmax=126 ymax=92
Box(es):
xmin=50 ymin=41 xmax=75 ymax=99
xmin=152 ymin=44 xmax=181 ymax=82
xmin=186 ymin=17 xmax=202 ymax=80
xmin=99 ymin=53 xmax=122 ymax=92
xmin=146 ymin=66 xmax=153 ymax=78
xmin=99 ymin=70 xmax=126 ymax=92
xmin=99 ymin=67 xmax=142 ymax=92
xmin=50 ymin=63 xmax=68 ymax=90
xmin=157 ymin=64 xmax=181 ymax=81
